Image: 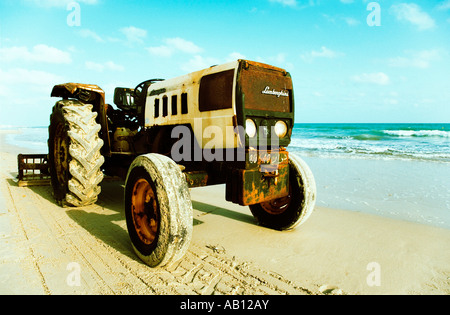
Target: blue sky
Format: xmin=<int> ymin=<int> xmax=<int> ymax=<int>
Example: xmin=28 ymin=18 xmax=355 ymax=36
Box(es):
xmin=0 ymin=0 xmax=449 ymax=126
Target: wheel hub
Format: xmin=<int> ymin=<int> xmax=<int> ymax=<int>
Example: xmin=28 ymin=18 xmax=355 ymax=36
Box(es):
xmin=259 ymin=187 xmax=292 ymax=215
xmin=131 ymin=179 xmax=159 ymax=246
xmin=54 ymin=123 xmax=69 ymax=185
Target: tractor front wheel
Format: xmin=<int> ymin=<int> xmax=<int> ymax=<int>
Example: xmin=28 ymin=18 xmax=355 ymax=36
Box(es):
xmin=48 ymin=100 xmax=105 ymax=207
xmin=249 ymin=153 xmax=316 ymax=231
xmin=125 ymin=154 xmax=193 ymax=267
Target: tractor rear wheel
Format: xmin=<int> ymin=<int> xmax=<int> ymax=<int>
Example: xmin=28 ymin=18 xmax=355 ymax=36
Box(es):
xmin=48 ymin=100 xmax=105 ymax=207
xmin=249 ymin=153 xmax=316 ymax=231
xmin=125 ymin=154 xmax=193 ymax=267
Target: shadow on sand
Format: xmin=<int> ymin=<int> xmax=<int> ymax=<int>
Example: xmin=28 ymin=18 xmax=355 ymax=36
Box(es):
xmin=12 ymin=178 xmax=257 ymax=263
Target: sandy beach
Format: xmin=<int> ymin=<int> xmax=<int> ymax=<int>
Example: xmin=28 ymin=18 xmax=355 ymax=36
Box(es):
xmin=1 ymin=129 xmax=449 ymax=295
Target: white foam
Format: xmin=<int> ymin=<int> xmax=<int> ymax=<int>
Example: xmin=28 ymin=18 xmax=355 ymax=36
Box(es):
xmin=383 ymin=130 xmax=450 ymax=137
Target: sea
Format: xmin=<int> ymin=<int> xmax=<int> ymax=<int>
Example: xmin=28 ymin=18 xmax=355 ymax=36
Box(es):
xmin=289 ymin=123 xmax=450 ymax=163
xmin=2 ymin=123 xmax=450 ymax=229
xmin=288 ymin=123 xmax=450 ymax=230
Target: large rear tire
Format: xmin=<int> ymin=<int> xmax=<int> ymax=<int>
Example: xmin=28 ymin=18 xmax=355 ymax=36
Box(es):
xmin=249 ymin=153 xmax=316 ymax=231
xmin=124 ymin=154 xmax=193 ymax=267
xmin=48 ymin=100 xmax=105 ymax=207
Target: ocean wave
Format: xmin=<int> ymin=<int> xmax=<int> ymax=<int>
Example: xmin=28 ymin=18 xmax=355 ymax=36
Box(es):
xmin=291 ymin=124 xmax=450 ymax=163
xmin=352 ymin=134 xmax=382 ymax=141
xmin=4 ymin=127 xmax=49 ymax=153
xmin=321 ymin=134 xmax=382 ymax=141
xmin=383 ymin=130 xmax=450 ymax=138
xmin=289 ymin=138 xmax=450 ymax=162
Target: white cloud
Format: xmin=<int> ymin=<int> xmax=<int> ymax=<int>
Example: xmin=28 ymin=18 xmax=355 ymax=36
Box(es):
xmin=388 ymin=49 xmax=442 ymax=69
xmin=384 ymin=98 xmax=399 ymax=105
xmin=147 ymin=45 xmax=173 ymax=57
xmin=0 ymin=68 xmax=63 ymax=85
xmin=120 ymin=26 xmax=147 ymax=44
xmin=164 ymin=38 xmax=203 ymax=54
xmin=311 ymin=47 xmax=338 ymax=58
xmin=268 ymin=53 xmax=287 ymax=64
xmin=148 ymin=37 xmax=203 ymax=57
xmin=344 ymin=17 xmax=360 ymax=26
xmin=24 ymin=0 xmax=98 ymax=7
xmin=0 ymin=68 xmax=64 ymax=99
xmin=437 ymin=0 xmax=450 ymax=11
xmin=227 ymin=52 xmax=247 ymax=61
xmin=390 ymin=3 xmax=436 ymax=30
xmin=322 ymin=13 xmax=360 ymax=26
xmin=352 ymin=72 xmax=390 ymax=85
xmin=85 ymin=61 xmax=124 ymax=72
xmin=301 ymin=46 xmax=343 ymax=62
xmin=269 ymin=0 xmax=323 ymax=9
xmin=180 ymin=55 xmax=221 ymax=73
xmin=85 ymin=61 xmax=104 ymax=72
xmin=0 ymin=68 xmax=66 ymax=125
xmin=258 ymin=53 xmax=287 ymax=64
xmin=0 ymin=44 xmax=72 ymax=64
xmin=103 ymin=61 xmax=125 ymax=72
xmin=256 ymin=53 xmax=294 ymax=70
xmin=77 ymin=29 xmax=104 ymax=43
xmin=269 ymin=0 xmax=298 ymax=7
xmin=178 ymin=52 xmax=247 ymax=73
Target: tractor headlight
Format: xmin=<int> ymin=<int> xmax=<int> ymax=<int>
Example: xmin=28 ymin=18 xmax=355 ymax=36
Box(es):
xmin=274 ymin=121 xmax=288 ymax=138
xmin=246 ymin=119 xmax=257 ymax=138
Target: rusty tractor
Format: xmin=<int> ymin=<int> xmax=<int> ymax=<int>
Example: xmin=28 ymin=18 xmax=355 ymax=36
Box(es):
xmin=22 ymin=60 xmax=316 ymax=267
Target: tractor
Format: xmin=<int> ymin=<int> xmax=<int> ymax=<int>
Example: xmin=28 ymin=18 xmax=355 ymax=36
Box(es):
xmin=24 ymin=60 xmax=316 ymax=267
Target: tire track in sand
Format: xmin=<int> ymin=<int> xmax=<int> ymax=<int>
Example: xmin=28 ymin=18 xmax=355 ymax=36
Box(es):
xmin=3 ymin=175 xmax=318 ymax=295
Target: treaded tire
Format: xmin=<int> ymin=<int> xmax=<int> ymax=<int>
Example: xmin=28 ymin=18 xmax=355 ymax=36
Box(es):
xmin=48 ymin=100 xmax=105 ymax=207
xmin=125 ymin=154 xmax=193 ymax=268
xmin=249 ymin=153 xmax=316 ymax=231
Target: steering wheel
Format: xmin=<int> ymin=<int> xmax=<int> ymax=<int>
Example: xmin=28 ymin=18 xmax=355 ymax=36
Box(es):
xmin=134 ymin=79 xmax=165 ymax=105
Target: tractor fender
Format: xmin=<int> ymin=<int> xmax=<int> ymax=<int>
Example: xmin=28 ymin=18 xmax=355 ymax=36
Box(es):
xmin=51 ymin=83 xmax=106 ymax=103
xmin=51 ymin=83 xmax=111 ymax=155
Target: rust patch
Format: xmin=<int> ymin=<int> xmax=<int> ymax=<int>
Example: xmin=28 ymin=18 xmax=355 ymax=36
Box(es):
xmin=185 ymin=171 xmax=209 ymax=188
xmin=241 ymin=60 xmax=288 ymax=74
xmin=240 ymin=164 xmax=289 ymax=206
xmin=239 ymin=62 xmax=292 ymax=113
xmin=51 ymin=83 xmax=106 ymax=104
xmin=51 ymin=83 xmax=105 ymax=97
xmin=226 ymin=149 xmax=290 ymax=206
